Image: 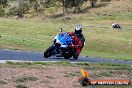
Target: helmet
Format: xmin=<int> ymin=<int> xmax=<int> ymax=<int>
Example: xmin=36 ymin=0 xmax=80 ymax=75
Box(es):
xmin=75 ymin=25 xmax=82 ymax=35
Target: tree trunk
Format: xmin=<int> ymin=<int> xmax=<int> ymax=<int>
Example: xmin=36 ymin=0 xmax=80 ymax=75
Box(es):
xmin=91 ymin=0 xmax=95 ymax=8
xmin=63 ymin=0 xmax=65 ymax=14
xmin=18 ymin=0 xmax=24 ymax=18
xmin=19 ymin=0 xmax=23 ymax=7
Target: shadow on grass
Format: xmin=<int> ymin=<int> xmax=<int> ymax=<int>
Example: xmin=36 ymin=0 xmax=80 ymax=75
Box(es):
xmin=94 ymin=2 xmax=110 ymax=8
xmin=48 ymin=2 xmax=110 ymax=19
xmin=50 ymin=13 xmax=65 ymax=19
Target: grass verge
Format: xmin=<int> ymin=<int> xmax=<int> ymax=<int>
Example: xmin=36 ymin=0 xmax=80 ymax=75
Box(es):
xmin=0 ymin=1 xmax=132 ymax=60
xmin=0 ymin=61 xmax=132 ymax=88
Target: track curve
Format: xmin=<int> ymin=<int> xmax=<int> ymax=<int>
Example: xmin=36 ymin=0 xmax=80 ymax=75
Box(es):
xmin=0 ymin=49 xmax=132 ymax=65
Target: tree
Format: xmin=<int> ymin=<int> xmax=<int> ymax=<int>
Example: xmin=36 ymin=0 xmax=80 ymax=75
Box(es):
xmin=0 ymin=0 xmax=8 ymax=16
xmin=29 ymin=0 xmax=54 ymax=12
xmin=90 ymin=0 xmax=98 ymax=8
xmin=62 ymin=0 xmax=88 ymax=14
xmin=8 ymin=0 xmax=30 ymax=18
xmin=0 ymin=0 xmax=8 ymax=8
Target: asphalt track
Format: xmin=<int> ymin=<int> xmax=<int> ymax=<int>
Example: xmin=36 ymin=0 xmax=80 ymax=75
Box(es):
xmin=0 ymin=49 xmax=132 ymax=65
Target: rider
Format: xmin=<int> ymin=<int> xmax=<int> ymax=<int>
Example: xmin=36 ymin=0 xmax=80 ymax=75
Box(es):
xmin=68 ymin=25 xmax=85 ymax=59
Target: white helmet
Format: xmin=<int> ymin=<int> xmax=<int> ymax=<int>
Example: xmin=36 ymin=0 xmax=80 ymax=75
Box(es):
xmin=75 ymin=25 xmax=82 ymax=35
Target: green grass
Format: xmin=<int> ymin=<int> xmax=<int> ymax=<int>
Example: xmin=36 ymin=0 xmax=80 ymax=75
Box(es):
xmin=1 ymin=62 xmax=132 ymax=88
xmin=16 ymin=84 xmax=27 ymax=88
xmin=0 ymin=0 xmax=132 ymax=60
xmin=15 ymin=76 xmax=38 ymax=82
xmin=5 ymin=61 xmax=75 ymax=67
xmin=100 ymin=12 xmax=132 ymax=20
xmin=0 ymin=80 xmax=6 ymax=85
xmin=5 ymin=61 xmax=132 ymax=70
xmin=64 ymin=72 xmax=79 ymax=77
xmin=0 ymin=17 xmax=132 ymax=60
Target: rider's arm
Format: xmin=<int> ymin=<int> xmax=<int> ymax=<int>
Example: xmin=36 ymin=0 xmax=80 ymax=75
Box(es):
xmin=67 ymin=32 xmax=74 ymax=36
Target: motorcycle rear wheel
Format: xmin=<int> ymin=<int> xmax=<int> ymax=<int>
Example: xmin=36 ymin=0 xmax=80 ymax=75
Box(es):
xmin=63 ymin=55 xmax=70 ymax=59
xmin=73 ymin=53 xmax=78 ymax=60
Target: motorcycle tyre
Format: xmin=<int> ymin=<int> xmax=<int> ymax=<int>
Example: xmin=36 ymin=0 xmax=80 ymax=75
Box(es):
xmin=73 ymin=53 xmax=78 ymax=60
xmin=63 ymin=55 xmax=69 ymax=59
xmin=44 ymin=46 xmax=55 ymax=58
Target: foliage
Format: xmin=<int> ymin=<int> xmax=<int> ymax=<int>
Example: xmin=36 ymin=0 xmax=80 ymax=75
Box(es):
xmin=100 ymin=0 xmax=111 ymax=2
xmin=0 ymin=0 xmax=8 ymax=8
xmin=62 ymin=0 xmax=88 ymax=13
xmin=90 ymin=0 xmax=98 ymax=8
xmin=8 ymin=0 xmax=30 ymax=18
xmin=0 ymin=0 xmax=113 ymax=17
xmin=0 ymin=6 xmax=5 ymax=16
xmin=0 ymin=0 xmax=8 ymax=16
xmin=29 ymin=0 xmax=56 ymax=12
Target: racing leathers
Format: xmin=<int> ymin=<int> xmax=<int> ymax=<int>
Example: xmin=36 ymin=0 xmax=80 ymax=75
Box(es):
xmin=68 ymin=32 xmax=85 ymax=59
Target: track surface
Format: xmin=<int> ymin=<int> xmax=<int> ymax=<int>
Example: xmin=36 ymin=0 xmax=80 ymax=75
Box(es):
xmin=0 ymin=49 xmax=132 ymax=65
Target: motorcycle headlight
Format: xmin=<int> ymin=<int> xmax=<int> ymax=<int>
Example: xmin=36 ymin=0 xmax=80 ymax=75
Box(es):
xmin=56 ymin=39 xmax=61 ymax=44
xmin=61 ymin=45 xmax=67 ymax=48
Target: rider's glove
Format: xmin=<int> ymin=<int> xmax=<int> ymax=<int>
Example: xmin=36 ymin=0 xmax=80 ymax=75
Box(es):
xmin=70 ymin=44 xmax=75 ymax=48
xmin=70 ymin=44 xmax=80 ymax=48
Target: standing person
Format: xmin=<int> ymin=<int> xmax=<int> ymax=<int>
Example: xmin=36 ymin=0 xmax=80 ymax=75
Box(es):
xmin=68 ymin=25 xmax=85 ymax=59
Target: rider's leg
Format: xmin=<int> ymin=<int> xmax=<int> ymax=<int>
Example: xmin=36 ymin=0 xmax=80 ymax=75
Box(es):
xmin=73 ymin=48 xmax=82 ymax=59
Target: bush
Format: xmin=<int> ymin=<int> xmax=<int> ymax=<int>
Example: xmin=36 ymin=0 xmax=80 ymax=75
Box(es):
xmin=100 ymin=0 xmax=111 ymax=2
xmin=0 ymin=0 xmax=8 ymax=8
xmin=0 ymin=0 xmax=8 ymax=16
xmin=0 ymin=6 xmax=5 ymax=16
xmin=8 ymin=1 xmax=30 ymax=18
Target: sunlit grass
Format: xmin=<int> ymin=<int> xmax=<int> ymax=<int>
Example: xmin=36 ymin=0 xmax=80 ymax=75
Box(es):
xmin=0 ymin=17 xmax=132 ymax=60
xmin=0 ymin=0 xmax=132 ymax=60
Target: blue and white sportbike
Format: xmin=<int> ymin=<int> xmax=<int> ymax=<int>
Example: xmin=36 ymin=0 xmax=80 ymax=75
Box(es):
xmin=44 ymin=28 xmax=77 ymax=59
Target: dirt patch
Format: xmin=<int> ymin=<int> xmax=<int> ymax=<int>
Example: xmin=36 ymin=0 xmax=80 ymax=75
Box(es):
xmin=0 ymin=65 xmax=82 ymax=88
xmin=0 ymin=63 xmax=131 ymax=88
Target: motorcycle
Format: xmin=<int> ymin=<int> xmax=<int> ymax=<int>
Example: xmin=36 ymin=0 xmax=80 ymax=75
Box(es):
xmin=44 ymin=28 xmax=77 ymax=59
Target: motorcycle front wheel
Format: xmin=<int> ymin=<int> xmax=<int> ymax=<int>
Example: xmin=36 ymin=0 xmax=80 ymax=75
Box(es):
xmin=44 ymin=46 xmax=55 ymax=58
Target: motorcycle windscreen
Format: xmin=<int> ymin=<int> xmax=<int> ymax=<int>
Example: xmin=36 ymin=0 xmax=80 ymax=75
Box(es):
xmin=57 ymin=33 xmax=73 ymax=45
